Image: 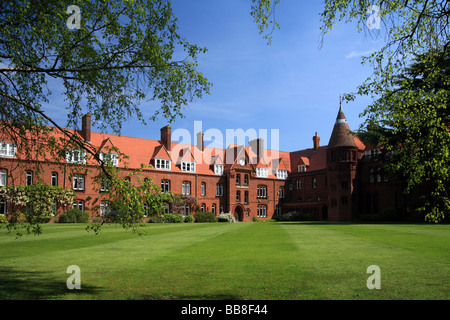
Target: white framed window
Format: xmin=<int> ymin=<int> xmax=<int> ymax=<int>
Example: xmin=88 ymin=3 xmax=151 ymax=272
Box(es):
xmin=312 ymin=177 xmax=317 ymax=188
xmin=100 ymin=201 xmax=109 ymax=216
xmin=66 ymin=150 xmax=86 ymax=164
xmin=201 ymin=182 xmax=206 ymax=196
xmin=100 ymin=153 xmax=119 ymax=166
xmin=181 ymin=161 xmax=195 ymax=172
xmin=182 ymin=181 xmax=191 ymax=195
xmin=0 ymin=169 xmax=7 ymax=187
xmin=100 ymin=177 xmax=110 ymax=192
xmin=216 ymin=183 xmax=223 ymax=196
xmin=214 ymin=164 xmax=224 ymax=175
xmin=51 ymin=172 xmax=58 ymax=187
xmin=201 ymin=203 xmax=206 ymax=212
xmin=26 ymin=171 xmax=33 ymax=186
xmin=183 ymin=205 xmax=190 ymax=217
xmin=256 ymin=167 xmax=268 ymax=178
xmin=276 ymin=169 xmax=288 ymax=179
xmin=73 ymin=175 xmax=85 ymax=190
xmin=161 ymin=179 xmax=170 ymax=193
xmin=155 ymin=158 xmax=171 ymax=170
xmin=212 ymin=204 xmax=216 ymax=214
xmin=296 ymin=179 xmax=302 ymax=190
xmin=220 ymin=204 xmax=224 ymax=213
xmin=257 ymin=205 xmax=267 ymax=217
xmin=257 ymin=185 xmax=267 ymax=198
xmin=73 ymin=200 xmax=84 ymax=211
xmin=279 ymin=187 xmax=285 ymax=199
xmin=298 ymin=165 xmax=306 ymax=172
xmin=0 ymin=142 xmax=17 ymax=158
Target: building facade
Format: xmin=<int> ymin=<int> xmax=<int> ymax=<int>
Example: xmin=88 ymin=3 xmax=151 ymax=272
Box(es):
xmin=0 ymin=106 xmax=419 ymax=222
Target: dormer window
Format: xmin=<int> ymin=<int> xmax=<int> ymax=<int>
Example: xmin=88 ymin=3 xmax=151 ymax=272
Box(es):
xmin=298 ymin=165 xmax=307 ymax=172
xmin=66 ymin=150 xmax=86 ymax=164
xmin=155 ymin=158 xmax=171 ymax=170
xmin=276 ymin=169 xmax=288 ymax=179
xmin=0 ymin=142 xmax=17 ymax=158
xmin=100 ymin=153 xmax=119 ymax=166
xmin=181 ymin=161 xmax=195 ymax=172
xmin=214 ymin=164 xmax=224 ymax=175
xmin=256 ymin=167 xmax=268 ymax=178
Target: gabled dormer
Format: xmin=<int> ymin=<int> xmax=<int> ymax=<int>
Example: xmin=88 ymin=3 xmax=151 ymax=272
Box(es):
xmin=152 ymin=144 xmax=172 ymax=170
xmin=97 ymin=138 xmax=119 ymax=166
xmin=297 ymin=156 xmax=309 ymax=173
xmin=211 ymin=153 xmax=224 ymax=175
xmin=275 ymin=158 xmax=289 ymax=179
xmin=178 ymin=147 xmax=196 ymax=172
xmin=255 ymin=157 xmax=269 ymax=178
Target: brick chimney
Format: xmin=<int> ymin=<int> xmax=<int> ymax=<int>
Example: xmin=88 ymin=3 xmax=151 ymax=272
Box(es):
xmin=313 ymin=132 xmax=320 ymax=151
xmin=197 ymin=131 xmax=204 ymax=152
xmin=249 ymin=138 xmax=264 ymax=163
xmin=160 ymin=125 xmax=171 ymax=152
xmin=81 ymin=113 xmax=91 ymax=143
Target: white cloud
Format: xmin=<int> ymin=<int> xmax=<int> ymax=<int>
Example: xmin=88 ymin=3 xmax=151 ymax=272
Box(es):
xmin=345 ymin=49 xmax=376 ymax=59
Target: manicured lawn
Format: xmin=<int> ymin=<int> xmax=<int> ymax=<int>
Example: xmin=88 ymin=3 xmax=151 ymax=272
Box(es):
xmin=0 ymin=221 xmax=448 ymax=300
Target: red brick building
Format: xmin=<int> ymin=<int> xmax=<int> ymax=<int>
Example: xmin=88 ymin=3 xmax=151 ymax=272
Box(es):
xmin=0 ymin=105 xmax=418 ymax=221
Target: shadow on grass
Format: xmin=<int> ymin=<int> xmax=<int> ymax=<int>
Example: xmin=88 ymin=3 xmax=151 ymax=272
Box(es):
xmin=138 ymin=293 xmax=243 ymax=300
xmin=0 ymin=266 xmax=103 ymax=300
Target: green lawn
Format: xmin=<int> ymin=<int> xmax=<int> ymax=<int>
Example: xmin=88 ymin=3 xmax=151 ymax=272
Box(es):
xmin=0 ymin=221 xmax=448 ymax=300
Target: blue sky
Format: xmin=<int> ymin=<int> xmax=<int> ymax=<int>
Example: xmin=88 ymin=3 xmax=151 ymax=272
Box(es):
xmin=50 ymin=0 xmax=386 ymax=152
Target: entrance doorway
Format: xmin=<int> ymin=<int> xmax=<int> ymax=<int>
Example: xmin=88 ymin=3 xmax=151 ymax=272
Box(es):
xmin=234 ymin=206 xmax=243 ymax=222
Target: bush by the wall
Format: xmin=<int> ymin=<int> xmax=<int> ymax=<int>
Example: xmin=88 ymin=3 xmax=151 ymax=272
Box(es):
xmin=163 ymin=213 xmax=185 ymax=223
xmin=184 ymin=215 xmax=194 ymax=223
xmin=148 ymin=215 xmax=165 ymax=223
xmin=194 ymin=211 xmax=217 ymax=223
xmin=217 ymin=213 xmax=235 ymax=223
xmin=58 ymin=208 xmax=89 ymax=223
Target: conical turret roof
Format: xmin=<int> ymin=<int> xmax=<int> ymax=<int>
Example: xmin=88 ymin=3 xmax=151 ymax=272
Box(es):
xmin=328 ymin=103 xmax=357 ymax=148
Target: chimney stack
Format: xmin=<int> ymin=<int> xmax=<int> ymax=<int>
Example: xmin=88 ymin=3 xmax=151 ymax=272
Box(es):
xmin=197 ymin=131 xmax=204 ymax=152
xmin=249 ymin=138 xmax=264 ymax=163
xmin=82 ymin=113 xmax=91 ymax=143
xmin=313 ymin=132 xmax=320 ymax=151
xmin=160 ymin=125 xmax=172 ymax=152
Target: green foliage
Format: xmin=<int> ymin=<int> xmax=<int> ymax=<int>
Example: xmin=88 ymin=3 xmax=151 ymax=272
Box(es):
xmin=184 ymin=215 xmax=194 ymax=223
xmin=217 ymin=213 xmax=236 ymax=223
xmin=273 ymin=211 xmax=315 ymax=221
xmin=252 ymin=216 xmax=260 ymax=222
xmin=148 ymin=215 xmax=165 ymax=223
xmin=0 ymin=183 xmax=74 ymax=236
xmin=250 ymin=0 xmax=280 ymax=44
xmin=58 ymin=208 xmax=89 ymax=223
xmin=319 ymin=1 xmax=449 ymax=222
xmin=0 ymin=215 xmax=8 ymax=224
xmin=194 ymin=211 xmax=217 ymax=223
xmin=163 ymin=213 xmax=185 ymax=223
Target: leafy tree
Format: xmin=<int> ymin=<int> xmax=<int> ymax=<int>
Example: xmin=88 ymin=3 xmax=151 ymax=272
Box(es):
xmin=317 ymin=0 xmax=449 ymax=222
xmin=356 ymin=49 xmax=450 ymax=222
xmin=0 ymin=0 xmax=210 ymax=234
xmin=252 ymin=1 xmax=449 ymax=221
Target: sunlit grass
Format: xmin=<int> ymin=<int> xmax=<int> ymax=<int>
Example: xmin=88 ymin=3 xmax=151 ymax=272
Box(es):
xmin=0 ymin=221 xmax=448 ymax=300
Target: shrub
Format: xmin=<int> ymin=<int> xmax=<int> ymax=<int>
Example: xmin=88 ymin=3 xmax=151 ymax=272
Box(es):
xmin=148 ymin=215 xmax=165 ymax=223
xmin=217 ymin=213 xmax=235 ymax=223
xmin=58 ymin=208 xmax=89 ymax=223
xmin=0 ymin=215 xmax=8 ymax=224
xmin=163 ymin=213 xmax=185 ymax=223
xmin=194 ymin=211 xmax=217 ymax=223
xmin=252 ymin=216 xmax=260 ymax=222
xmin=184 ymin=215 xmax=194 ymax=223
xmin=273 ymin=211 xmax=315 ymax=221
